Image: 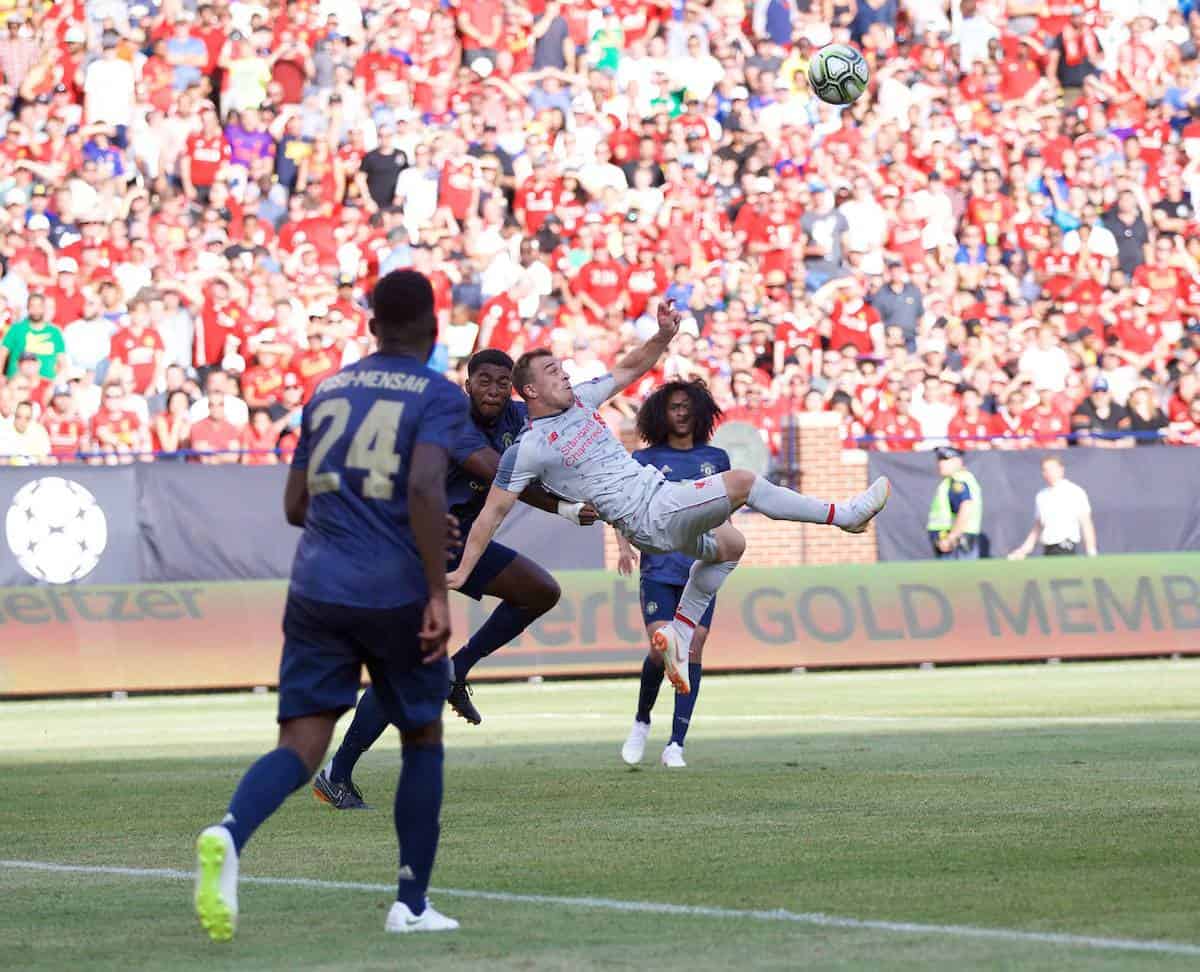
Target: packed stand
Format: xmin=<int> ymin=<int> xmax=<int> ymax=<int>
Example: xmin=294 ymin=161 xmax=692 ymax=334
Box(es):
xmin=0 ymin=0 xmax=1198 ymax=468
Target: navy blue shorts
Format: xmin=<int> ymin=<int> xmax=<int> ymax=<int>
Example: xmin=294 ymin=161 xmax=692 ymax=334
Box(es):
xmin=278 ymin=593 xmax=450 ymax=730
xmin=640 ymin=577 xmax=715 ymax=629
xmin=448 ymin=540 xmax=519 ymax=600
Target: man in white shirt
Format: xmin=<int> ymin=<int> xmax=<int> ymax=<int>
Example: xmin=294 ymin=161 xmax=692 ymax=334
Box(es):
xmin=1008 ymin=456 xmax=1098 ymax=558
xmin=1018 ymin=324 xmax=1072 ymax=393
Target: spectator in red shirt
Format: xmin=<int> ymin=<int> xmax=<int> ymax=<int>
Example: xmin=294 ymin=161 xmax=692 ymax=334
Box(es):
xmin=240 ymin=407 xmax=280 ymax=465
xmin=109 ymin=297 xmax=165 ymax=395
xmin=152 ymin=389 xmax=192 ymax=459
xmin=289 ymin=328 xmax=341 ymax=401
xmin=188 ymin=392 xmax=241 ymax=464
xmin=90 ymin=382 xmax=147 ymax=465
xmin=948 ymin=388 xmax=999 ymax=450
xmin=41 ymin=385 xmax=88 ymax=461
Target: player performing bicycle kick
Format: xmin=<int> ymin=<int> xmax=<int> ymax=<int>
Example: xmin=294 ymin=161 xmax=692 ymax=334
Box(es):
xmin=447 ymin=299 xmax=890 ymax=697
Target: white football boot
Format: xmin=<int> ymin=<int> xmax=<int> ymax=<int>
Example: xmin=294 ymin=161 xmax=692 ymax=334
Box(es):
xmin=194 ymin=825 xmax=239 ymax=943
xmin=661 ymin=742 xmax=687 ymax=768
xmin=652 ymin=625 xmax=691 ymax=694
xmin=837 ymin=476 xmax=891 ymax=534
xmin=385 ymin=899 xmax=460 ymax=933
xmin=621 ymin=720 xmax=651 ymax=765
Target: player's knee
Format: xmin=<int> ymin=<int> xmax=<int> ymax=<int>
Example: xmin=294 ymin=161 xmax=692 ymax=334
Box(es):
xmin=401 ymin=718 xmax=443 ymax=749
xmin=277 ymin=715 xmax=336 ymax=776
xmin=718 ymin=527 xmax=746 ymax=562
xmin=529 ymin=572 xmax=561 ymax=616
xmin=722 ymin=469 xmax=756 ymax=507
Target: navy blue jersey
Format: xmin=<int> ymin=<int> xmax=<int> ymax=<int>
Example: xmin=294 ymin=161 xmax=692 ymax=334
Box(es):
xmin=289 ymin=353 xmax=468 ymax=609
xmin=632 ymin=443 xmax=731 ymax=584
xmin=445 ymin=399 xmax=529 ymax=529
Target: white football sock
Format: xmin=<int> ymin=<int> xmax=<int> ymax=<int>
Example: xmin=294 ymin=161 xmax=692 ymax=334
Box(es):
xmin=673 ymin=559 xmax=738 ymax=641
xmin=746 ymin=475 xmax=836 ymax=525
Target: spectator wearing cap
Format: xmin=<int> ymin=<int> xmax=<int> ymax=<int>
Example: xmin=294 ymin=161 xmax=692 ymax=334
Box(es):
xmin=927 ymin=445 xmax=983 ymax=559
xmin=84 ymin=32 xmax=136 ymax=134
xmin=1008 ymin=456 xmax=1097 ymax=559
xmin=870 ymin=261 xmax=924 ymax=350
xmin=1 ymin=293 xmax=65 ymax=380
xmin=42 ymin=384 xmax=88 ymax=462
xmin=46 ymin=257 xmax=85 ymax=326
xmin=1072 ymin=376 xmax=1131 ymax=447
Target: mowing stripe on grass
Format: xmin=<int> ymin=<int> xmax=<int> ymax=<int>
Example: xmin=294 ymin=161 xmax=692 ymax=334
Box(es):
xmin=3 ymin=858 xmax=1200 ymax=958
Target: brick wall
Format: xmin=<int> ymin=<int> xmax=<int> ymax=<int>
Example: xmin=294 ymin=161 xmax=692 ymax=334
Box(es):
xmin=602 ymin=411 xmax=873 ymax=568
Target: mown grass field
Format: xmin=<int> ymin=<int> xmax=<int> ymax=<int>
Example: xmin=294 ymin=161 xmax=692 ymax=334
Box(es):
xmin=2 ymin=660 xmax=1200 ymax=970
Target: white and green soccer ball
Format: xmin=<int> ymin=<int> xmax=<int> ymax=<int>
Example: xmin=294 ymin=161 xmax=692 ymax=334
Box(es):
xmin=807 ymin=44 xmax=871 ymax=106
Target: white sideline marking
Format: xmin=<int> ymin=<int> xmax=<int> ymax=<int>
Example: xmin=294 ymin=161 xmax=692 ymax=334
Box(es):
xmin=3 ymin=859 xmax=1200 ymax=958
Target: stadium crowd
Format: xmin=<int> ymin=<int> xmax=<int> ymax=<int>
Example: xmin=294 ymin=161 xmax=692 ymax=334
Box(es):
xmin=0 ymin=0 xmax=1198 ymax=466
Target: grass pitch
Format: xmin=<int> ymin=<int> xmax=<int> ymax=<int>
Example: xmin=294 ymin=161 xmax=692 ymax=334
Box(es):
xmin=2 ymin=660 xmax=1200 ymax=970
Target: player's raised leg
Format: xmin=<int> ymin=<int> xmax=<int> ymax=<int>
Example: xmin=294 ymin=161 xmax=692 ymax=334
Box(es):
xmin=315 ymin=687 xmax=386 ymax=809
xmin=448 ymin=550 xmax=560 ymax=724
xmin=655 ymin=521 xmax=745 ymax=695
xmin=724 ymin=469 xmax=890 ymax=534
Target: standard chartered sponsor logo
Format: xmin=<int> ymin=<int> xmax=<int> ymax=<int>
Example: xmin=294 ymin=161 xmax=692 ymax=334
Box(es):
xmin=5 ymin=477 xmax=108 ymax=584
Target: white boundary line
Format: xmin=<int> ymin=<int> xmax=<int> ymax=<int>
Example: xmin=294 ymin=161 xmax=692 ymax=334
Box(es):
xmin=3 ymin=858 xmax=1199 ymax=958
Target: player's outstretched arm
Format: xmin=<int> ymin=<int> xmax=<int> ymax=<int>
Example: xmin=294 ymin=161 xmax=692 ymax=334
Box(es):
xmin=410 ymin=442 xmax=453 ymax=660
xmin=607 ymin=297 xmax=682 ymax=398
xmin=448 ymin=484 xmax=520 ymax=589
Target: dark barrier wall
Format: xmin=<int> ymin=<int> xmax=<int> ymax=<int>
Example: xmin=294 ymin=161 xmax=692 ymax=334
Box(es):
xmin=0 ymin=466 xmax=604 ymax=588
xmin=869 ymin=449 xmax=1200 ymax=562
xmin=1 ymin=556 xmax=1197 ymax=695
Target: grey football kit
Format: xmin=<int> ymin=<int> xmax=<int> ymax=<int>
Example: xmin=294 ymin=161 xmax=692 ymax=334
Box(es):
xmin=494 ymin=375 xmax=730 ymax=561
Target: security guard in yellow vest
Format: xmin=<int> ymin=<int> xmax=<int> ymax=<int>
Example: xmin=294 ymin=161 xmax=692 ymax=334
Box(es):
xmin=927 ymin=445 xmax=982 ymax=559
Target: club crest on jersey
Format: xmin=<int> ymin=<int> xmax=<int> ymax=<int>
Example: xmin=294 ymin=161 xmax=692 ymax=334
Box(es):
xmin=645 ymin=601 xmax=658 ymax=615
xmin=700 ymin=462 xmax=716 ymax=476
xmin=502 ymin=433 xmax=514 ymax=448
xmin=549 ymin=431 xmax=559 ymax=443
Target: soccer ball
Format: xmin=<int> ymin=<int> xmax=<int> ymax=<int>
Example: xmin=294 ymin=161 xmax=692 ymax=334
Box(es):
xmin=5 ymin=477 xmax=108 ymax=584
xmin=807 ymin=44 xmax=870 ymax=106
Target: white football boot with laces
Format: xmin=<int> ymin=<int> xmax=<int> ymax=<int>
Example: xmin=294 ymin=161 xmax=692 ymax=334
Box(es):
xmin=385 ymin=899 xmax=460 ymax=933
xmin=661 ymin=742 xmax=687 ymax=768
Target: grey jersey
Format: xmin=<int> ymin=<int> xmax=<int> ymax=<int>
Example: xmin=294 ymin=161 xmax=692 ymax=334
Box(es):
xmin=495 ymin=374 xmax=664 ymax=533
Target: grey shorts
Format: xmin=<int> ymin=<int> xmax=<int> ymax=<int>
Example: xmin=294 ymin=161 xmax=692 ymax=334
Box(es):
xmin=626 ymin=475 xmax=731 ymax=562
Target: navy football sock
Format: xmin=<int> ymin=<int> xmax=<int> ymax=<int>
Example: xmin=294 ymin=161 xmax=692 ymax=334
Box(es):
xmin=669 ymin=664 xmax=703 ymax=745
xmin=394 ymin=743 xmax=445 ymax=914
xmin=329 ymin=688 xmax=389 ymax=785
xmin=635 ymin=653 xmax=665 ymax=724
xmin=223 ymin=747 xmax=310 ymax=854
xmin=452 ymin=602 xmax=539 ymax=681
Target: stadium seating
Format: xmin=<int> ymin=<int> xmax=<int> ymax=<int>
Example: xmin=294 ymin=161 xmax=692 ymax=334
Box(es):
xmin=0 ymin=0 xmax=1196 ymax=468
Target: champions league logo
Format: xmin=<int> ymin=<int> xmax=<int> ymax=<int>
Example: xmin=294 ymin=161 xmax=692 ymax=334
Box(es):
xmin=5 ymin=477 xmax=108 ymax=584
